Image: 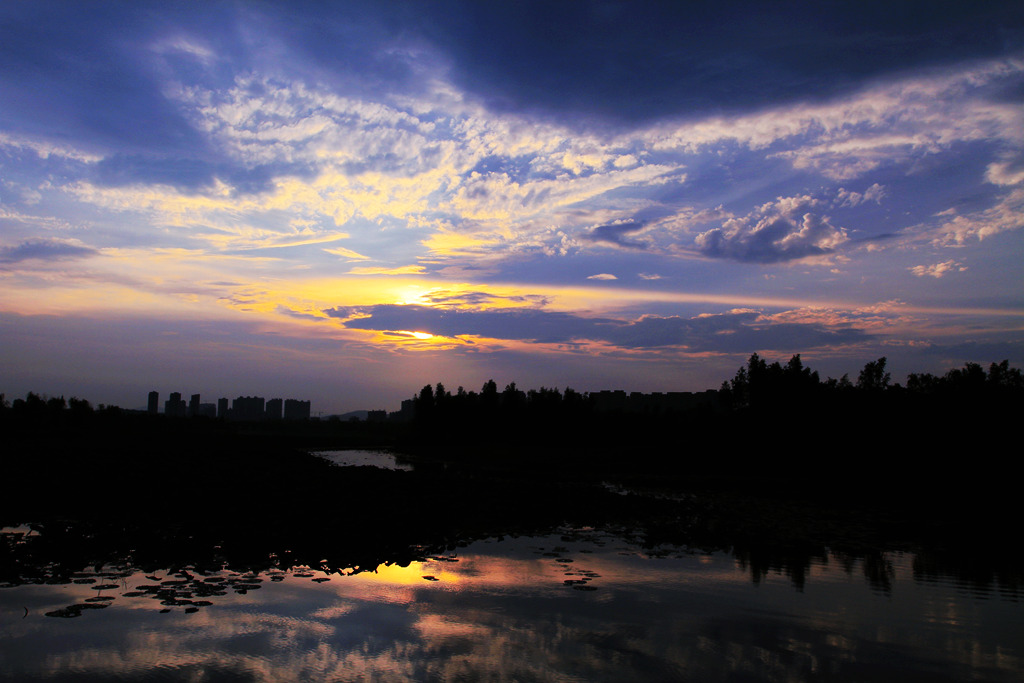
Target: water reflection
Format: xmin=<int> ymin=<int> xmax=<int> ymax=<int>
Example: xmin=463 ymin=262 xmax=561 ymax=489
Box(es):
xmin=314 ymin=449 xmax=414 ymax=472
xmin=2 ymin=529 xmax=1022 ymax=682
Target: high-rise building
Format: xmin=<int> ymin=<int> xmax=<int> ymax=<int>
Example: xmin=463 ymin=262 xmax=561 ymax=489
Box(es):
xmin=266 ymin=398 xmax=283 ymax=420
xmin=148 ymin=391 xmax=159 ymax=414
xmin=217 ymin=397 xmax=229 ymax=419
xmin=231 ymin=396 xmax=265 ymax=421
xmin=164 ymin=392 xmax=186 ymax=417
xmin=188 ymin=394 xmax=201 ymax=417
xmin=284 ymin=399 xmax=311 ymax=420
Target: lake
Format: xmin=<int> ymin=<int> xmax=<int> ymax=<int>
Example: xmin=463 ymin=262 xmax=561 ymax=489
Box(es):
xmin=1 ymin=525 xmax=1021 ymax=682
xmin=314 ymin=449 xmax=414 ymax=471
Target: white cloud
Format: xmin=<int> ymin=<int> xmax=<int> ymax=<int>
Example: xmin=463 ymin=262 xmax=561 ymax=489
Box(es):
xmin=909 ymin=260 xmax=966 ymax=278
xmin=835 ymin=183 xmax=886 ymax=208
xmin=695 ymin=195 xmax=848 ymax=263
xmin=933 ymin=187 xmax=1024 ymax=244
xmin=645 ymin=57 xmax=1024 ymax=180
xmin=587 ymin=273 xmax=618 ymax=280
xmin=985 ymin=160 xmax=1024 ymax=186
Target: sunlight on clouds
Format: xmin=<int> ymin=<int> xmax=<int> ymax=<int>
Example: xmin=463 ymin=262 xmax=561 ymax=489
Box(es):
xmin=322 ymin=245 xmax=370 ymax=260
xmin=0 ymin=131 xmax=103 ymax=163
xmin=647 ymin=57 xmax=1024 ymax=178
xmin=348 ymin=265 xmax=427 ymax=275
xmin=420 ymin=228 xmax=511 ymax=259
xmin=933 ymin=187 xmax=1024 ymax=244
xmin=909 ymin=260 xmax=967 ymax=278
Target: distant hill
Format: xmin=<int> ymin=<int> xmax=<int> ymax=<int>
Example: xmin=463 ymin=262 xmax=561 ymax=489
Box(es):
xmin=327 ymin=410 xmax=369 ymax=422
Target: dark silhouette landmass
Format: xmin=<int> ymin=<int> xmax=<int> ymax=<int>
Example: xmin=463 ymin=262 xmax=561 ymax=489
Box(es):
xmin=2 ymin=355 xmax=1022 ymax=604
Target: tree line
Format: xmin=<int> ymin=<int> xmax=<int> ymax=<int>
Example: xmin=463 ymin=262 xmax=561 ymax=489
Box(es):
xmin=408 ymin=355 xmax=1023 ymax=421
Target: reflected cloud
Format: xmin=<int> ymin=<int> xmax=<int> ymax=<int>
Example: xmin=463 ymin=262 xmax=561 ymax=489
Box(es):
xmin=5 ymin=533 xmax=1020 ymax=683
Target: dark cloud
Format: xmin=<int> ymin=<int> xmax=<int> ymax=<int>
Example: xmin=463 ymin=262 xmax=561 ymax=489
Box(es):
xmin=324 ymin=304 xmax=870 ymax=350
xmin=695 ymin=200 xmax=847 ymax=263
xmin=584 ymin=221 xmax=647 ymax=250
xmin=0 ymin=238 xmax=98 ymax=264
xmin=0 ymin=3 xmax=215 ymax=156
xmin=5 ymin=2 xmax=1020 ymax=164
xmin=405 ymin=0 xmax=1024 ymax=125
xmin=90 ymin=155 xmax=316 ymax=193
xmin=422 ymin=291 xmax=550 ymax=307
xmin=326 ymin=304 xmax=616 ymax=344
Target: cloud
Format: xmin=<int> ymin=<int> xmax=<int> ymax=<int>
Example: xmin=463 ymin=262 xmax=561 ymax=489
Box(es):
xmin=422 ymin=290 xmax=549 ymax=308
xmin=0 ymin=238 xmax=98 ymax=264
xmin=932 ymin=187 xmax=1024 ymax=244
xmin=415 ymin=2 xmax=1024 ymax=125
xmin=325 ymin=304 xmax=616 ymax=344
xmin=909 ymin=260 xmax=966 ymax=278
xmin=586 ymin=273 xmax=617 ymax=280
xmin=323 ymin=304 xmax=871 ymax=351
xmin=347 ymin=265 xmax=427 ymax=275
xmin=694 ymin=196 xmax=848 ymax=263
xmin=648 ymin=58 xmax=1024 ymax=180
xmin=835 ymin=183 xmax=886 ymax=208
xmin=985 ymin=159 xmax=1024 ymax=186
xmin=323 ymin=246 xmax=370 ymax=260
xmin=583 ymin=220 xmax=648 ymax=249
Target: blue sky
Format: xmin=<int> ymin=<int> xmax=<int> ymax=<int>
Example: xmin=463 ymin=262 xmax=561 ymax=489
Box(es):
xmin=2 ymin=1 xmax=1023 ymax=413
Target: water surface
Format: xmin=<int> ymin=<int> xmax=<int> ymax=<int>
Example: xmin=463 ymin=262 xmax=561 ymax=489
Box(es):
xmin=2 ymin=528 xmax=1021 ymax=682
xmin=314 ymin=449 xmax=414 ymax=471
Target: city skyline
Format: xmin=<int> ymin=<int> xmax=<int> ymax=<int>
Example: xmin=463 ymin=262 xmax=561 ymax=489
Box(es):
xmin=146 ymin=390 xmax=311 ymax=419
xmin=2 ymin=2 xmax=1023 ymax=414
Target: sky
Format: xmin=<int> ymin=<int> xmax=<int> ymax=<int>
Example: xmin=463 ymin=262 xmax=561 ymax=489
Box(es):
xmin=2 ymin=1 xmax=1023 ymax=414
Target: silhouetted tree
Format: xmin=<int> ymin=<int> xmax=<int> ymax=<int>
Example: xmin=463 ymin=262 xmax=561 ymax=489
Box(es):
xmin=987 ymin=360 xmax=1022 ymax=388
xmin=857 ymin=357 xmax=891 ymax=391
xmin=68 ymin=397 xmax=93 ymax=414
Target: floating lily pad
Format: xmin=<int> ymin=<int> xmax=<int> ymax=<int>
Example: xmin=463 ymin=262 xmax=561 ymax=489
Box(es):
xmin=232 ymin=583 xmax=261 ymax=591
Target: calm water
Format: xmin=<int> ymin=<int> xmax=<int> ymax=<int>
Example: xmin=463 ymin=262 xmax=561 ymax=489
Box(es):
xmin=315 ymin=449 xmax=414 ymax=471
xmin=1 ymin=527 xmax=1021 ymax=682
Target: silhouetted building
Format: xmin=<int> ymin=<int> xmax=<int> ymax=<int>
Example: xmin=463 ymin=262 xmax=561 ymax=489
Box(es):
xmin=265 ymin=398 xmax=283 ymax=420
xmin=148 ymin=391 xmax=159 ymax=414
xmin=197 ymin=402 xmax=217 ymax=418
xmin=217 ymin=398 xmax=229 ymax=419
xmin=394 ymin=398 xmax=416 ymax=421
xmin=367 ymin=410 xmax=387 ymax=422
xmin=188 ymin=394 xmax=201 ymax=417
xmin=283 ymin=399 xmax=310 ymax=420
xmin=232 ymin=395 xmax=265 ymax=421
xmin=164 ymin=392 xmax=186 ymax=418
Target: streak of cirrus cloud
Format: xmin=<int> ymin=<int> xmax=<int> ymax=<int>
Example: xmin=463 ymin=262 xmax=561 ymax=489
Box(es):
xmin=1 ymin=1 xmax=1023 ymax=412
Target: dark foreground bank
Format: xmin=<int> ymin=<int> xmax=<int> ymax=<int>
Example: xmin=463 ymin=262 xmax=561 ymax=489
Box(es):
xmin=1 ymin=401 xmax=1021 ymax=600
